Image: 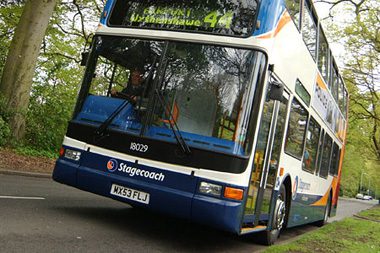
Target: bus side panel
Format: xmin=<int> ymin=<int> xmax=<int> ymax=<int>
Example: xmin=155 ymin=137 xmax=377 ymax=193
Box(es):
xmin=192 ymin=194 xmax=244 ymax=234
xmin=53 ymin=159 xmax=78 ymax=187
xmin=287 ymin=193 xmax=324 ymax=227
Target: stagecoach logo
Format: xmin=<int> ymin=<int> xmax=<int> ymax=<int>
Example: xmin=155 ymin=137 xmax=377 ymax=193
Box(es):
xmin=106 ymin=159 xmax=165 ymax=182
xmin=292 ymin=176 xmax=298 ymax=200
xmin=107 ymin=159 xmax=118 ymax=172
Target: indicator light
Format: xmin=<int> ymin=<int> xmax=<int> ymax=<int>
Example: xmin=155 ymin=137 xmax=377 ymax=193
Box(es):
xmin=224 ymin=187 xmax=243 ymax=200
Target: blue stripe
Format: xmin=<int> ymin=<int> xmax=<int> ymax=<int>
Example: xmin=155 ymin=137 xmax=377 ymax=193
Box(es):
xmin=100 ymin=0 xmax=115 ymax=25
xmin=253 ymin=0 xmax=286 ymax=36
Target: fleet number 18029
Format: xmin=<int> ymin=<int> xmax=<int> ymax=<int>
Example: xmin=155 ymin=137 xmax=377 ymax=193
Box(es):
xmin=130 ymin=142 xmax=148 ymax=153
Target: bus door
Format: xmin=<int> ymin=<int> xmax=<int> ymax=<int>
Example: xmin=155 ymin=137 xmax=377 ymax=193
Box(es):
xmin=244 ymin=88 xmax=289 ymax=227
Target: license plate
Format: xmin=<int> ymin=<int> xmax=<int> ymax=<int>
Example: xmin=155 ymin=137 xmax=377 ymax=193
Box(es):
xmin=110 ymin=184 xmax=150 ymax=204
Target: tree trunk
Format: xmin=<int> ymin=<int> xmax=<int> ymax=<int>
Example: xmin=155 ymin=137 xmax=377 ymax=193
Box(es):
xmin=0 ymin=0 xmax=59 ymax=141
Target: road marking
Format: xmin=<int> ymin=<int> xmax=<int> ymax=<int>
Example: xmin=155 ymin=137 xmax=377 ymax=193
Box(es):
xmin=0 ymin=195 xmax=45 ymax=200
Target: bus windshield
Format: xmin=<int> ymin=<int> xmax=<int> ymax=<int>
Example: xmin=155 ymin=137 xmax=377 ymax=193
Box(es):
xmin=77 ymin=35 xmax=266 ymax=157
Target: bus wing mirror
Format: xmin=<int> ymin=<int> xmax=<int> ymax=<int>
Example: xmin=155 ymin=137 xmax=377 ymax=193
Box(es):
xmin=81 ymin=52 xmax=89 ymax=66
xmin=269 ymin=80 xmax=284 ymax=101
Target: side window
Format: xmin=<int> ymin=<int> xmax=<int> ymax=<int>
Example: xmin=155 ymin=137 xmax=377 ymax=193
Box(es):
xmin=319 ymin=134 xmax=332 ymax=178
xmin=338 ymin=77 xmax=344 ymax=113
xmin=316 ymin=129 xmax=324 ymax=171
xmin=329 ymin=143 xmax=340 ymax=176
xmin=90 ymin=55 xmax=129 ymax=96
xmin=331 ymin=64 xmax=339 ymax=101
xmin=301 ymin=0 xmax=317 ymax=60
xmin=343 ymin=89 xmax=348 ymax=118
xmin=318 ymin=28 xmax=329 ymax=83
xmin=302 ymin=117 xmax=321 ymax=173
xmin=285 ymin=0 xmax=301 ymax=30
xmin=295 ymin=79 xmax=311 ymax=106
xmin=285 ymin=98 xmax=308 ymax=159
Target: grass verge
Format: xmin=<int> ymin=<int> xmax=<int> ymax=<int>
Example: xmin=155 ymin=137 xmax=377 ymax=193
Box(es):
xmin=264 ymin=205 xmax=380 ymax=253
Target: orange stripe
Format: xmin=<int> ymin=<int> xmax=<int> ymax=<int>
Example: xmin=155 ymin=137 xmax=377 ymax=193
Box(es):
xmin=257 ymin=32 xmax=274 ymax=39
xmin=274 ymin=12 xmax=291 ymax=37
xmin=311 ymin=177 xmax=339 ymax=206
xmin=331 ymin=177 xmax=338 ymax=205
xmin=257 ymin=11 xmax=291 ymax=39
xmin=316 ymin=73 xmax=328 ymax=90
xmin=334 ymin=118 xmax=349 ymax=205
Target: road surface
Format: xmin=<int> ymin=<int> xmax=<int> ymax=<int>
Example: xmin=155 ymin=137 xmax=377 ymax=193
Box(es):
xmin=0 ymin=174 xmax=377 ymax=252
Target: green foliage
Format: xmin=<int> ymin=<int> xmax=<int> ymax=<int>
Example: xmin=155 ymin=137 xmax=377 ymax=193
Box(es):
xmin=18 ymin=0 xmax=102 ymax=154
xmin=0 ymin=117 xmax=10 ymax=146
xmin=340 ymin=85 xmax=380 ymax=197
xmin=0 ymin=1 xmax=103 ymax=156
xmin=0 ymin=95 xmax=12 ymax=146
xmin=25 ymin=80 xmax=78 ymax=151
xmin=0 ymin=2 xmax=23 ymax=77
xmin=15 ymin=145 xmax=58 ymax=159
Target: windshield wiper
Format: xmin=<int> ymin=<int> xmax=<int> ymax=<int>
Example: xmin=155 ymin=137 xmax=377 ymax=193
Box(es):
xmin=154 ymin=88 xmax=191 ymax=155
xmin=135 ymin=56 xmax=157 ymax=113
xmin=140 ymin=42 xmax=190 ymax=155
xmin=93 ymin=97 xmax=134 ymax=143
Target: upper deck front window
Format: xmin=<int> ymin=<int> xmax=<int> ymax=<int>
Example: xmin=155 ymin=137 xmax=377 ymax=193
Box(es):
xmin=108 ymin=0 xmax=259 ymax=37
xmin=76 ymin=36 xmax=266 ymax=157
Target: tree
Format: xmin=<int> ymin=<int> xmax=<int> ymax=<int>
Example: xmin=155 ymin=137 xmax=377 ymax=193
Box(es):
xmin=24 ymin=0 xmax=101 ymax=151
xmin=343 ymin=5 xmax=380 ymax=161
xmin=0 ymin=0 xmax=59 ymax=141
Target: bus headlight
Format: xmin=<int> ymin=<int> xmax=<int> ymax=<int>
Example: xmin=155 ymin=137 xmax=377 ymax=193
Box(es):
xmin=64 ymin=149 xmax=81 ymax=161
xmin=199 ymin=182 xmax=222 ymax=197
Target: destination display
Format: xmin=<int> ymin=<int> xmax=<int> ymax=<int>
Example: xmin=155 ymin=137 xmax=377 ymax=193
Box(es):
xmin=108 ymin=0 xmax=258 ymax=37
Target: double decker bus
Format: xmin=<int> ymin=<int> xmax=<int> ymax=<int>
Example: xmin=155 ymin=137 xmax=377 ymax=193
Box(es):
xmin=53 ymin=0 xmax=348 ymax=245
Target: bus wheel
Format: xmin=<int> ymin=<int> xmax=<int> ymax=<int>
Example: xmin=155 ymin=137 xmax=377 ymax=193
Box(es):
xmin=316 ymin=193 xmax=331 ymax=227
xmin=259 ymin=184 xmax=287 ymax=245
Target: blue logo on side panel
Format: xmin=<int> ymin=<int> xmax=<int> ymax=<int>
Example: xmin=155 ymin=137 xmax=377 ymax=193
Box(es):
xmin=292 ymin=176 xmax=298 ymax=200
xmin=107 ymin=159 xmax=118 ymax=172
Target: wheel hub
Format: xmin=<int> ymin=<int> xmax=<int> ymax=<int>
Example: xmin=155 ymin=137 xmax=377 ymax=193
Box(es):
xmin=274 ymin=199 xmax=286 ymax=230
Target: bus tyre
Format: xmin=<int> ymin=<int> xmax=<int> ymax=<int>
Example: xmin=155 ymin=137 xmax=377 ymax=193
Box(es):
xmin=259 ymin=184 xmax=287 ymax=245
xmin=316 ymin=193 xmax=331 ymax=227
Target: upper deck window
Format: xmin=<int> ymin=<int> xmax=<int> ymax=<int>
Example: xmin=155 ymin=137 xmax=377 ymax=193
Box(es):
xmin=285 ymin=0 xmax=301 ymax=30
xmin=318 ymin=26 xmax=329 ymax=83
xmin=338 ymin=77 xmax=344 ymax=112
xmin=343 ymin=89 xmax=348 ymax=118
xmin=331 ymin=63 xmax=339 ymax=101
xmin=301 ymin=0 xmax=317 ymax=60
xmin=108 ymin=0 xmax=258 ymax=37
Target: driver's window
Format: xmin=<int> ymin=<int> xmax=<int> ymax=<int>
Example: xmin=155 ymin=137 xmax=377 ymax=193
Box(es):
xmin=90 ymin=55 xmax=129 ymax=96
